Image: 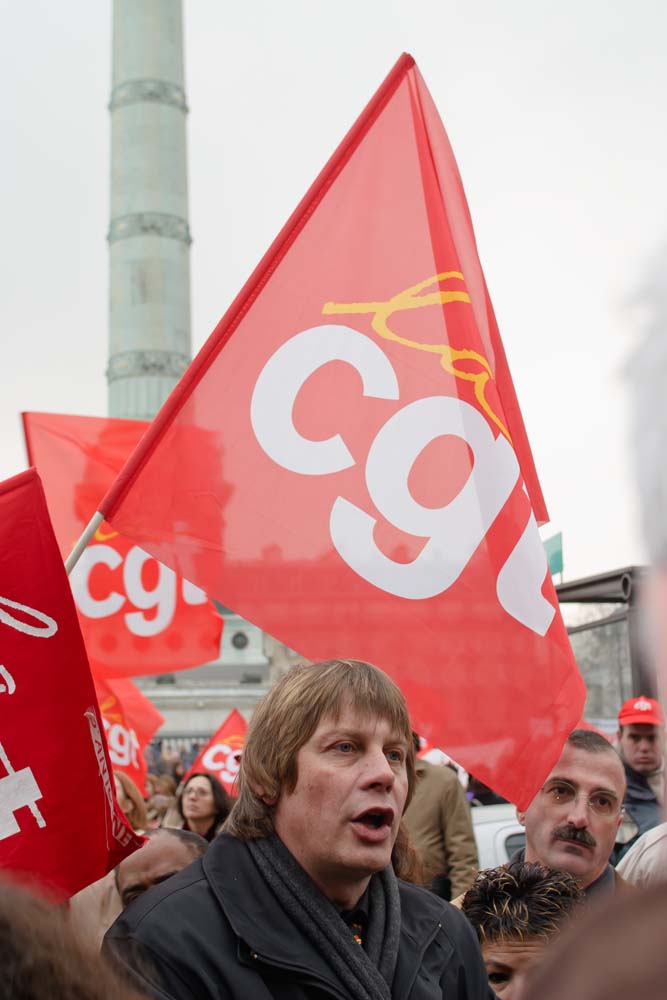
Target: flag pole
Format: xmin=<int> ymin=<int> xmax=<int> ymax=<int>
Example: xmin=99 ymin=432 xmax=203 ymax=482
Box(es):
xmin=65 ymin=510 xmax=104 ymax=575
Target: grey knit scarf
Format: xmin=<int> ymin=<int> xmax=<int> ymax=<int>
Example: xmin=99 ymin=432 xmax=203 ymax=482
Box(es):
xmin=247 ymin=834 xmax=401 ymax=1000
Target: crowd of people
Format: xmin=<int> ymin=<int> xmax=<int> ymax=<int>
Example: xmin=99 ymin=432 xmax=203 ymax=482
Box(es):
xmin=2 ymin=658 xmax=665 ymax=999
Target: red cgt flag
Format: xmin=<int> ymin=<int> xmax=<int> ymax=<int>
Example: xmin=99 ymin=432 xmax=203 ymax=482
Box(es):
xmin=22 ymin=412 xmax=222 ymax=679
xmin=185 ymin=709 xmax=247 ymax=796
xmin=95 ymin=677 xmax=164 ymax=796
xmin=0 ymin=469 xmax=141 ymax=901
xmin=97 ymin=54 xmax=585 ymax=809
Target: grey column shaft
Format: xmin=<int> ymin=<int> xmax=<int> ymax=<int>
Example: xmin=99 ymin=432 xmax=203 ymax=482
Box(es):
xmin=108 ymin=0 xmax=191 ymax=419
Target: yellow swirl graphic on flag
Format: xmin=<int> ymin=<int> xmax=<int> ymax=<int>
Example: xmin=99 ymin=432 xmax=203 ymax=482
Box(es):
xmin=323 ymin=273 xmax=510 ymax=442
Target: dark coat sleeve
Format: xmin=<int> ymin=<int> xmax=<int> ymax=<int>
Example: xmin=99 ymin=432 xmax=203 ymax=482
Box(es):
xmin=437 ymin=905 xmax=496 ymax=1000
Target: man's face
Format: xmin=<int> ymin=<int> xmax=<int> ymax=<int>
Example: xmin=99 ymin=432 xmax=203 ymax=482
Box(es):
xmin=117 ymin=835 xmax=196 ymax=908
xmin=273 ymin=701 xmax=410 ymax=907
xmin=618 ymin=724 xmax=665 ymax=774
xmin=519 ymin=743 xmax=625 ymax=887
xmin=481 ymin=937 xmax=546 ymax=999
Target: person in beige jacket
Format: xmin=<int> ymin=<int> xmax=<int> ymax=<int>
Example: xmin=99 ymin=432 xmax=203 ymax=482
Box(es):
xmin=403 ymin=752 xmax=479 ymax=900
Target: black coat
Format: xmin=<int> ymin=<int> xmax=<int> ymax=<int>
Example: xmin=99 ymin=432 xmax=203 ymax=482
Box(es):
xmin=104 ymin=833 xmax=493 ymax=1000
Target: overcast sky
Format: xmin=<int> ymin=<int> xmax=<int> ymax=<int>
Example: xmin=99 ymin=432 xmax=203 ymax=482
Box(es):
xmin=2 ymin=1 xmax=665 ymax=580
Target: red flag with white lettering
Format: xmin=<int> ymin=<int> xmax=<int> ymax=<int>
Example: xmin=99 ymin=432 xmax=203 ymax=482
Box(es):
xmin=95 ymin=677 xmax=164 ymax=796
xmin=97 ymin=54 xmax=585 ymax=808
xmin=22 ymin=412 xmax=222 ymax=679
xmin=0 ymin=469 xmax=141 ymax=900
xmin=185 ymin=709 xmax=247 ymax=796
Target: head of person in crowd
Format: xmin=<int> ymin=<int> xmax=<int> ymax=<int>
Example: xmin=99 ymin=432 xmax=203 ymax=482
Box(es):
xmin=178 ymin=771 xmax=231 ymax=841
xmin=616 ymin=695 xmax=665 ymax=775
xmin=462 ymin=861 xmax=582 ymax=999
xmin=156 ymin=773 xmax=177 ymax=797
xmin=115 ymin=828 xmax=208 ymax=908
xmin=144 ymin=773 xmax=159 ymax=799
xmin=226 ymin=658 xmax=418 ymax=905
xmin=173 ymin=759 xmax=187 ymax=782
xmin=523 ymin=883 xmax=667 ymax=1000
xmin=517 ymin=729 xmax=626 ymax=890
xmin=0 ymin=876 xmax=146 ymax=1000
xmin=114 ymin=770 xmax=149 ymax=833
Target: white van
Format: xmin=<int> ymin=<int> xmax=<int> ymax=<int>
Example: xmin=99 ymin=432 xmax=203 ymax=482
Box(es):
xmin=471 ymin=803 xmax=526 ymax=869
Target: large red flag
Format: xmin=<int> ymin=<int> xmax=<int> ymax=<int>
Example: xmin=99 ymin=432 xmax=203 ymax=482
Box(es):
xmin=95 ymin=677 xmax=164 ymax=796
xmin=22 ymin=412 xmax=222 ymax=679
xmin=0 ymin=469 xmax=141 ymax=900
xmin=97 ymin=54 xmax=585 ymax=808
xmin=184 ymin=709 xmax=247 ymax=796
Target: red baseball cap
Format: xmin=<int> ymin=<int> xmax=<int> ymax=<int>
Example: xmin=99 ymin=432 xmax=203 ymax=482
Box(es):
xmin=618 ymin=696 xmax=664 ymax=728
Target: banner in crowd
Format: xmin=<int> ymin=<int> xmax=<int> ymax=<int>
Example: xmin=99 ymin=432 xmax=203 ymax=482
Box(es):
xmin=185 ymin=709 xmax=247 ymax=796
xmin=22 ymin=412 xmax=222 ymax=679
xmin=0 ymin=469 xmax=141 ymax=901
xmin=95 ymin=677 xmax=164 ymax=796
xmin=95 ymin=54 xmax=585 ymax=808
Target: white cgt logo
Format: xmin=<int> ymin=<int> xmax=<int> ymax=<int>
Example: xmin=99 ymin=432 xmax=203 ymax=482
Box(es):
xmin=250 ymin=324 xmax=555 ymax=637
xmin=201 ymin=743 xmax=242 ymax=785
xmin=70 ymin=545 xmax=207 ymax=638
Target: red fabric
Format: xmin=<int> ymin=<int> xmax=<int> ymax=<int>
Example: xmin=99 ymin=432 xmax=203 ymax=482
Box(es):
xmin=0 ymin=469 xmax=141 ymax=901
xmin=185 ymin=709 xmax=247 ymax=796
xmin=94 ymin=677 xmax=164 ymax=796
xmin=100 ymin=54 xmax=585 ymax=809
xmin=22 ymin=412 xmax=222 ymax=679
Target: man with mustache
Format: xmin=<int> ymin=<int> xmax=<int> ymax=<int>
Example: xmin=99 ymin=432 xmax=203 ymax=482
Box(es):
xmin=516 ymin=729 xmax=630 ymax=897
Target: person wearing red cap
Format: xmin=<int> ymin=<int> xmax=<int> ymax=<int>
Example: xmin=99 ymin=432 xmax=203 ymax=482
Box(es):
xmin=612 ymin=695 xmax=665 ymax=864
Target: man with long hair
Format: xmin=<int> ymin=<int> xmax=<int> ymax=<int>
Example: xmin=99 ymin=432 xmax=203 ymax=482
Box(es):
xmin=105 ymin=659 xmax=492 ymax=999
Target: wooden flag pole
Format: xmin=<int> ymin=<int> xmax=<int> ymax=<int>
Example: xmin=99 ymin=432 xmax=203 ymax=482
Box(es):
xmin=65 ymin=510 xmax=104 ymax=575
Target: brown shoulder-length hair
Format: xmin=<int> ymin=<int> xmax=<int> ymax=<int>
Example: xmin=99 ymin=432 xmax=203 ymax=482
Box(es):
xmin=114 ymin=769 xmax=148 ymax=833
xmin=224 ymin=659 xmax=419 ymax=879
xmin=0 ymin=876 xmax=146 ymax=999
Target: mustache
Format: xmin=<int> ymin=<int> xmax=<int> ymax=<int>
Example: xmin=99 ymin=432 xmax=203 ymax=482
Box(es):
xmin=552 ymin=824 xmax=597 ymax=848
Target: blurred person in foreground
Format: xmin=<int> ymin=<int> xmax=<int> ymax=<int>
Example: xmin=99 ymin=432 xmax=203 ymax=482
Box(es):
xmin=461 ymin=861 xmax=582 ymax=998
xmin=105 ymin=659 xmax=493 ymax=999
xmin=523 ymin=883 xmax=667 ymax=1000
xmin=612 ymin=695 xmax=665 ymax=863
xmin=161 ymin=771 xmax=231 ymax=842
xmin=521 ymin=283 xmax=667 ymax=999
xmin=403 ymin=733 xmax=478 ymax=900
xmin=0 ymin=876 xmax=145 ymax=1000
xmin=516 ymin=729 xmax=629 ymax=898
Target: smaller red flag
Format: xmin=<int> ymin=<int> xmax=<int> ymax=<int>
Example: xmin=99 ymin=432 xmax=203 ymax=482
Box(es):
xmin=22 ymin=412 xmax=222 ymax=679
xmin=0 ymin=469 xmax=141 ymax=901
xmin=95 ymin=677 xmax=164 ymax=796
xmin=185 ymin=709 xmax=247 ymax=796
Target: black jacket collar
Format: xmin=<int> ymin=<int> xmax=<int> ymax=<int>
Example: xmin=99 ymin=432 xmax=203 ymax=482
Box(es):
xmin=203 ymin=834 xmax=447 ymax=998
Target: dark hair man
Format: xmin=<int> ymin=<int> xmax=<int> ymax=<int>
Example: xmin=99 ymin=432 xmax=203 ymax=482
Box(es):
xmin=105 ymin=660 xmax=493 ymax=999
xmin=612 ymin=696 xmax=665 ymax=864
xmin=516 ymin=729 xmax=629 ymax=898
xmin=462 ymin=861 xmax=582 ymax=998
xmin=115 ymin=828 xmax=209 ymax=909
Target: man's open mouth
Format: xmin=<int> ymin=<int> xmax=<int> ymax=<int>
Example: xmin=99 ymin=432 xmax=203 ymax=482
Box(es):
xmin=351 ymin=808 xmax=394 ymax=830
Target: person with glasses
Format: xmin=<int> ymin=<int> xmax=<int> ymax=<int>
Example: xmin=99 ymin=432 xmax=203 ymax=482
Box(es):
xmin=515 ymin=729 xmax=632 ymax=899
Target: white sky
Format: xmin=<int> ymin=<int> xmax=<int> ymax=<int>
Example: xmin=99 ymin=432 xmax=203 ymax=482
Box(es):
xmin=2 ymin=0 xmax=664 ymax=580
